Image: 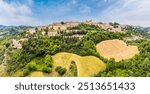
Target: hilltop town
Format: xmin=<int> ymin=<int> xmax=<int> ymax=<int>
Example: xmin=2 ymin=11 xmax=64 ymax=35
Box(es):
xmin=28 ymin=20 xmax=126 ymax=34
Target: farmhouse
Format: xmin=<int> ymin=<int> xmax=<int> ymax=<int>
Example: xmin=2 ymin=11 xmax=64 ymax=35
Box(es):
xmin=11 ymin=38 xmax=28 ymax=49
xmin=11 ymin=39 xmax=22 ymax=49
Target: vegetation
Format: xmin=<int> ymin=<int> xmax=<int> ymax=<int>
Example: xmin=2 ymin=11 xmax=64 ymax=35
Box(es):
xmin=6 ymin=28 xmax=126 ymax=75
xmin=44 ymin=55 xmax=53 ymax=67
xmin=109 ymin=22 xmax=120 ymax=28
xmin=22 ymin=69 xmax=30 ymax=76
xmin=70 ymin=61 xmax=77 ymax=76
xmin=42 ymin=67 xmax=52 ymax=73
xmin=0 ymin=23 xmax=150 ymax=77
xmin=70 ymin=24 xmax=102 ymax=31
xmin=55 ymin=66 xmax=67 ymax=76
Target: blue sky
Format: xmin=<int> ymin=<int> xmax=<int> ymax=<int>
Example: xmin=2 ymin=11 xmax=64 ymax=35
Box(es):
xmin=0 ymin=0 xmax=150 ymax=27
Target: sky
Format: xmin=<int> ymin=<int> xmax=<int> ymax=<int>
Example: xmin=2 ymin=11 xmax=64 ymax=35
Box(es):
xmin=0 ymin=0 xmax=150 ymax=27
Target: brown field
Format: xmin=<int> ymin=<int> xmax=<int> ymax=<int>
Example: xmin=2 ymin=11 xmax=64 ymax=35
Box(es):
xmin=30 ymin=52 xmax=106 ymax=77
xmin=96 ymin=39 xmax=139 ymax=62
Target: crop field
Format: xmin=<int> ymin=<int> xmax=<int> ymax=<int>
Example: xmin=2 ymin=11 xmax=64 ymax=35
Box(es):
xmin=30 ymin=52 xmax=106 ymax=77
xmin=96 ymin=39 xmax=139 ymax=62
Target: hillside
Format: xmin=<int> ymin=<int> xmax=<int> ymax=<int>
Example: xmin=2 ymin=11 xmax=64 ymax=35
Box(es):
xmin=0 ymin=25 xmax=7 ymax=29
xmin=0 ymin=21 xmax=150 ymax=77
xmin=0 ymin=26 xmax=32 ymax=38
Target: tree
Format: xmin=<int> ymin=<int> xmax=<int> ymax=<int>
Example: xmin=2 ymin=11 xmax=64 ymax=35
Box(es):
xmin=27 ymin=63 xmax=37 ymax=71
xmin=55 ymin=66 xmax=67 ymax=76
xmin=70 ymin=61 xmax=77 ymax=76
xmin=82 ymin=40 xmax=96 ymax=55
xmin=22 ymin=69 xmax=30 ymax=76
xmin=5 ymin=42 xmax=10 ymax=48
xmin=42 ymin=67 xmax=52 ymax=73
xmin=44 ymin=55 xmax=53 ymax=67
xmin=61 ymin=21 xmax=65 ymax=24
xmin=141 ymin=58 xmax=150 ymax=71
xmin=44 ymin=27 xmax=49 ymax=35
xmin=106 ymin=58 xmax=116 ymax=72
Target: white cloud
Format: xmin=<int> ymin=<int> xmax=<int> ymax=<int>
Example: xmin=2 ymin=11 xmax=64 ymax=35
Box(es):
xmin=100 ymin=0 xmax=150 ymax=27
xmin=80 ymin=4 xmax=91 ymax=14
xmin=0 ymin=0 xmax=38 ymax=25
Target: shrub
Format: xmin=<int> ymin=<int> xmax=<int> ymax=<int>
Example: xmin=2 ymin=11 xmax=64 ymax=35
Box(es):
xmin=5 ymin=43 xmax=10 ymax=48
xmin=58 ymin=68 xmax=67 ymax=76
xmin=22 ymin=69 xmax=30 ymax=76
xmin=55 ymin=66 xmax=62 ymax=72
xmin=27 ymin=63 xmax=37 ymax=71
xmin=44 ymin=55 xmax=53 ymax=67
xmin=42 ymin=67 xmax=52 ymax=73
xmin=70 ymin=61 xmax=77 ymax=76
xmin=55 ymin=66 xmax=67 ymax=76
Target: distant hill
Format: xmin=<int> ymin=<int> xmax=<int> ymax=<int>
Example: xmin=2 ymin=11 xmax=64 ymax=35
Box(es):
xmin=143 ymin=27 xmax=150 ymax=32
xmin=0 ymin=26 xmax=33 ymax=38
xmin=0 ymin=25 xmax=7 ymax=29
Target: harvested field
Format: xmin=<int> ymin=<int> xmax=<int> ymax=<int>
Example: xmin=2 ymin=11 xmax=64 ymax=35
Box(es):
xmin=29 ymin=72 xmax=50 ymax=77
xmin=96 ymin=39 xmax=139 ymax=62
xmin=30 ymin=52 xmax=106 ymax=77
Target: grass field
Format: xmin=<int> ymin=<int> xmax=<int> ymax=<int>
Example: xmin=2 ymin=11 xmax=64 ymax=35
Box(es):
xmin=30 ymin=52 xmax=106 ymax=77
xmin=96 ymin=39 xmax=139 ymax=62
